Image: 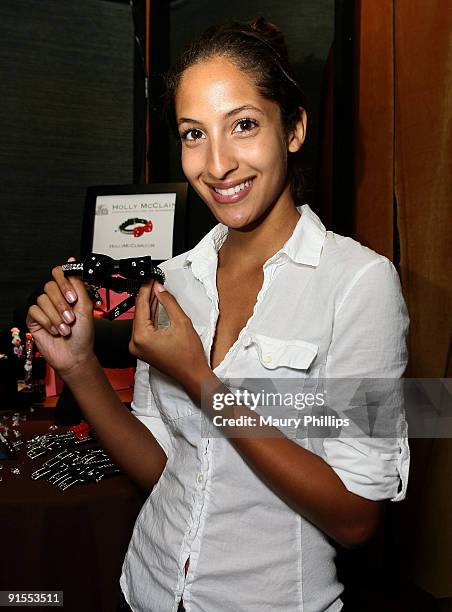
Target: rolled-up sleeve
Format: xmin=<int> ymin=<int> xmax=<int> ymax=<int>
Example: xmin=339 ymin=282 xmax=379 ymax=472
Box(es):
xmin=323 ymin=258 xmax=410 ymax=502
xmin=131 ymin=358 xmax=172 ymax=457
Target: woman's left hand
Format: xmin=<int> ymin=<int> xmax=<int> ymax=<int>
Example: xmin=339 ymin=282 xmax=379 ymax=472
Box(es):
xmin=129 ymin=281 xmax=211 ymax=389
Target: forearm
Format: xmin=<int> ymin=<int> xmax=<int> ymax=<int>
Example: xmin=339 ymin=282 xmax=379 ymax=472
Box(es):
xmin=62 ymin=355 xmax=167 ymax=492
xmin=186 ymin=369 xmax=382 ymax=547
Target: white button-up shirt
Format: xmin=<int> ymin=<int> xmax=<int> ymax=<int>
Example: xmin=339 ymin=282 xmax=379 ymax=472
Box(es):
xmin=120 ymin=205 xmax=410 ymax=612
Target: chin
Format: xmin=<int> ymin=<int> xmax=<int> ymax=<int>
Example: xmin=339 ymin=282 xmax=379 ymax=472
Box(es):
xmin=224 ymin=216 xmax=265 ymax=233
xmin=213 ymin=208 xmax=255 ymax=229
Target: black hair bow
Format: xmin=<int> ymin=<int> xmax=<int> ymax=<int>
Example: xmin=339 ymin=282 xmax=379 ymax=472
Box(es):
xmin=62 ymin=253 xmax=164 ymax=283
xmin=62 ymin=253 xmax=165 ymax=319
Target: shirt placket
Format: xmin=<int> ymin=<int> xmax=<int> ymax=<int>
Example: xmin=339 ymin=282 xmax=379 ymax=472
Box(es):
xmin=212 ymin=253 xmax=287 ymax=377
xmin=178 ymin=251 xmax=287 ymax=609
xmin=175 ymin=435 xmax=211 ymax=608
xmin=174 ymin=266 xmax=218 ymax=608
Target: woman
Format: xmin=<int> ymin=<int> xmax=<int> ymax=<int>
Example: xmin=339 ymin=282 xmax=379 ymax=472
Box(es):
xmin=27 ymin=18 xmax=409 ymax=612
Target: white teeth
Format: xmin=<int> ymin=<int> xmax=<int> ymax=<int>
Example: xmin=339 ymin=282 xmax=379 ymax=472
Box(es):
xmin=214 ymin=179 xmax=252 ymax=196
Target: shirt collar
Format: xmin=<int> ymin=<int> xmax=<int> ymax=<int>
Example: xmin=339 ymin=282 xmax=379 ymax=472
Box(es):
xmin=183 ymin=203 xmax=326 ymax=275
xmin=281 ymin=204 xmax=326 ymax=266
xmin=183 ymin=223 xmax=227 ymax=281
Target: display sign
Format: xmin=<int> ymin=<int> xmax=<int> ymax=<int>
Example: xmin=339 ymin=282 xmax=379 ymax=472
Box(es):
xmin=81 ymin=183 xmax=188 ymax=264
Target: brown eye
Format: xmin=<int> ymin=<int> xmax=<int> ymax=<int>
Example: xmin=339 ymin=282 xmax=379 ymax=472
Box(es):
xmin=181 ymin=128 xmax=205 ymax=141
xmin=233 ymin=118 xmax=258 ymax=133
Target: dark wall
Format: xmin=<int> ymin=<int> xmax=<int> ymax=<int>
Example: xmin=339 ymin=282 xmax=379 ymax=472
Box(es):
xmin=0 ymin=0 xmax=333 ymax=328
xmin=0 ymin=0 xmax=134 ymax=327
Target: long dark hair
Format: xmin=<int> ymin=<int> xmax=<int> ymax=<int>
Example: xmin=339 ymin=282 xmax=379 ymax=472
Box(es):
xmin=165 ymin=17 xmax=307 ymax=203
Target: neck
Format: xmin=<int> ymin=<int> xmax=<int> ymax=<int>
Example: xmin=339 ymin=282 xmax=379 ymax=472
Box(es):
xmin=219 ymin=190 xmax=301 ymax=269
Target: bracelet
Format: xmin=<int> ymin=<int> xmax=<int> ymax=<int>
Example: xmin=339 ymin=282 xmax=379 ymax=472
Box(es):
xmin=24 ymin=333 xmax=34 ymax=385
xmin=118 ymin=218 xmax=153 ymax=238
xmin=27 ymin=431 xmax=95 ymax=459
xmin=31 ymin=448 xmax=120 ymax=490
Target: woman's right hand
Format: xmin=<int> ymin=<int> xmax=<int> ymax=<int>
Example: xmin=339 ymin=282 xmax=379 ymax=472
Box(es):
xmin=26 ymin=260 xmax=95 ymax=378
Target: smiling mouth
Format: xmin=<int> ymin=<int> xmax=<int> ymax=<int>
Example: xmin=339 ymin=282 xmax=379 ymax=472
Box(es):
xmin=208 ymin=178 xmax=255 ymax=203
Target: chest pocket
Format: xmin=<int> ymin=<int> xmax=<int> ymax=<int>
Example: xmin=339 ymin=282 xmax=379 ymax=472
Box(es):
xmin=225 ymin=334 xmax=321 ymax=447
xmin=149 ymin=322 xmax=208 ymax=422
xmin=245 ymin=333 xmax=318 ymax=370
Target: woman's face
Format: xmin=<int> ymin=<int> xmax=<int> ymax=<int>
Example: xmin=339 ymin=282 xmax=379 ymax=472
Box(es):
xmin=175 ymin=56 xmax=305 ymax=230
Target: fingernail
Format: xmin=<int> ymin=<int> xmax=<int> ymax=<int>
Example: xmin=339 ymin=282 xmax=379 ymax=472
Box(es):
xmin=50 ymin=325 xmax=59 ymax=336
xmin=65 ymin=291 xmax=77 ymax=303
xmin=58 ymin=323 xmax=71 ymax=336
xmin=154 ymin=283 xmax=166 ymax=293
xmin=62 ymin=310 xmax=74 ymax=323
xmin=67 ymin=256 xmax=76 ymax=262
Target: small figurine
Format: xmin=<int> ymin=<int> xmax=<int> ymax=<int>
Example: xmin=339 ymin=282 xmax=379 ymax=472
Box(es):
xmin=11 ymin=327 xmax=23 ymax=358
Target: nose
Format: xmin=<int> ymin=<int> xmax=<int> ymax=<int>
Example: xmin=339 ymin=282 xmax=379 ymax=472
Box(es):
xmin=205 ymin=135 xmax=238 ymax=180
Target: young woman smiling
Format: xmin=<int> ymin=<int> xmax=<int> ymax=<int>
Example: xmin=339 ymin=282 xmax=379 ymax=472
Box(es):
xmin=27 ymin=18 xmax=409 ymax=612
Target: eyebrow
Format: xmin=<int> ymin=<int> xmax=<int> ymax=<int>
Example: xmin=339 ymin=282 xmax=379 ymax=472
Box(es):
xmin=177 ymin=104 xmax=264 ymax=126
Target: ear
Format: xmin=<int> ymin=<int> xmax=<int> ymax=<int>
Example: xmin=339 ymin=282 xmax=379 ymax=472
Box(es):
xmin=288 ymin=107 xmax=307 ymax=153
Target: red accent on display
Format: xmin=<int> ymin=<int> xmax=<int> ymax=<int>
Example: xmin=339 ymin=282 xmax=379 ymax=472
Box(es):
xmin=133 ymin=220 xmax=153 ymax=238
xmin=70 ymin=422 xmax=91 ymax=439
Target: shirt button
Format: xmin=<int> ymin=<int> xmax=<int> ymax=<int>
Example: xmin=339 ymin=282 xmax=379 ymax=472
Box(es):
xmin=262 ymin=354 xmax=272 ymax=364
xmin=197 ymin=473 xmax=204 ymax=484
